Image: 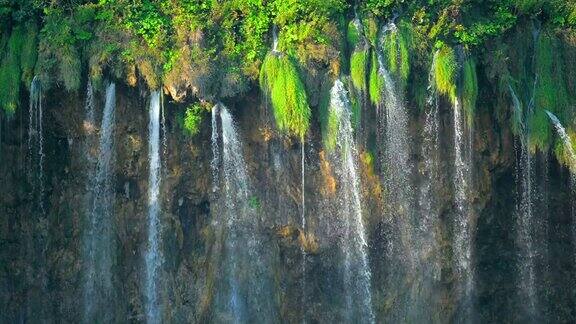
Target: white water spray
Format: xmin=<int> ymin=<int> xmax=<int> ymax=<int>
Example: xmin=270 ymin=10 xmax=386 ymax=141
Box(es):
xmin=452 ymin=95 xmax=476 ymax=319
xmin=145 ymin=91 xmax=164 ymax=324
xmin=83 ymin=82 xmax=117 ymax=322
xmin=329 ymin=80 xmax=375 ymax=323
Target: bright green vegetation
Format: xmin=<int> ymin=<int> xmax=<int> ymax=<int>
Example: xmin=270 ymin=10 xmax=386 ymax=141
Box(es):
xmin=0 ymin=0 xmax=574 ymax=158
xmin=259 ymin=53 xmax=310 ymax=139
xmin=369 ymin=50 xmax=384 ymax=106
xmin=432 ymin=45 xmax=458 ymax=105
xmin=347 ymin=20 xmax=361 ymax=49
xmin=350 ymin=50 xmax=369 ymax=93
xmin=530 ymin=32 xmax=570 ymax=152
xmin=182 ymin=103 xmax=205 ymax=137
xmin=0 ymin=27 xmax=25 ymax=114
xmin=462 ymin=56 xmax=478 ymax=127
xmin=324 ymin=103 xmax=340 ymax=151
xmin=381 ymin=22 xmax=411 ymax=85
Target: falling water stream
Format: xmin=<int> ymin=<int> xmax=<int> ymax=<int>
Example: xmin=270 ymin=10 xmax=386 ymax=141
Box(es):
xmin=83 ymin=82 xmax=117 ymax=322
xmin=28 ymin=76 xmax=45 ymax=215
xmin=412 ymin=78 xmax=442 ymax=321
xmin=26 ymin=75 xmax=48 ymax=320
xmin=145 ymin=91 xmax=164 ymax=324
xmin=452 ymin=95 xmax=475 ymax=319
xmin=212 ymin=105 xmax=278 ymax=323
xmin=510 ymin=87 xmax=538 ymax=318
xmin=329 ymin=80 xmax=375 ymax=323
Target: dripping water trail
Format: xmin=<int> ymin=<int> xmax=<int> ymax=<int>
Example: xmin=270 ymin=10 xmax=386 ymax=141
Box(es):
xmin=300 ymin=139 xmax=307 ymax=322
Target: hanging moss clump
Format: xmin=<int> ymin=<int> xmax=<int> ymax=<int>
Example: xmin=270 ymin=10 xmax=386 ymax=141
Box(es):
xmin=369 ymin=50 xmax=384 ymax=106
xmin=324 ymin=103 xmax=340 ymax=151
xmin=259 ymin=53 xmax=311 ymax=139
xmin=381 ymin=22 xmax=411 ymax=85
xmin=461 ymin=56 xmax=478 ymax=127
xmin=432 ymin=45 xmax=458 ymax=105
xmin=0 ymin=26 xmax=25 ymax=114
xmin=21 ymin=22 xmax=39 ymax=88
xmin=530 ymin=32 xmax=570 ymax=152
xmin=347 ymin=20 xmax=361 ymax=49
xmin=350 ymin=49 xmax=369 ymax=93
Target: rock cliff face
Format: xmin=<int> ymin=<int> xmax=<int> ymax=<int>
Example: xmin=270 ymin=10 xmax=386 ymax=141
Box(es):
xmin=0 ymin=81 xmax=574 ymax=323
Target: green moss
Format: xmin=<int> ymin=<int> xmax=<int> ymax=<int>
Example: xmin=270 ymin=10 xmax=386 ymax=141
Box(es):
xmin=369 ymin=50 xmax=384 ymax=106
xmin=0 ymin=26 xmax=24 ymax=114
xmin=259 ymin=53 xmax=311 ymax=139
xmin=363 ymin=17 xmax=379 ymax=47
xmin=382 ymin=22 xmax=411 ymax=84
xmin=462 ymin=56 xmax=478 ymax=127
xmin=347 ymin=20 xmax=360 ymax=49
xmin=324 ymin=104 xmax=339 ymax=151
xmin=350 ymin=82 xmax=361 ymax=128
xmin=21 ymin=22 xmax=38 ymax=88
xmin=350 ymin=49 xmax=368 ymax=93
xmin=432 ymin=45 xmax=458 ymax=104
xmin=38 ymin=9 xmax=82 ymax=91
xmin=530 ymin=33 xmax=570 ymax=152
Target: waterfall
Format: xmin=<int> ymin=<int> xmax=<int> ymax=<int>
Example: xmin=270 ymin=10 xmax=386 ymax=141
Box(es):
xmin=452 ymin=96 xmax=476 ymax=319
xmin=28 ymin=76 xmax=45 ymax=215
xmin=377 ymin=23 xmax=416 ymax=269
xmin=211 ymin=104 xmax=220 ymax=192
xmin=145 ymin=90 xmax=164 ymax=324
xmin=545 ymin=111 xmax=576 ymax=168
xmin=212 ymin=105 xmax=278 ymax=323
xmin=83 ymin=82 xmax=117 ymax=322
xmin=272 ymin=26 xmax=279 ymax=53
xmin=328 ymin=80 xmax=375 ymax=323
xmin=376 ymin=23 xmax=422 ymax=321
xmin=25 ymin=76 xmax=49 ymax=320
xmin=544 ymin=110 xmax=576 ymax=261
xmin=413 ymin=78 xmax=442 ymax=321
xmin=510 ymin=87 xmax=538 ymax=318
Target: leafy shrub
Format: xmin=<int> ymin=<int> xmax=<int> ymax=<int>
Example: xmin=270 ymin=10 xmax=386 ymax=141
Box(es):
xmin=183 ymin=103 xmax=205 ymax=137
